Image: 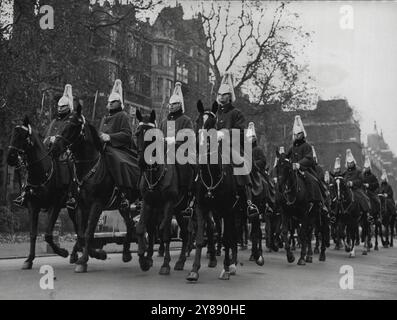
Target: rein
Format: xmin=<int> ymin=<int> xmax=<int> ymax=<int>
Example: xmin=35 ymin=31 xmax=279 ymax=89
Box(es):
xmin=143 ymin=164 xmax=168 ymax=191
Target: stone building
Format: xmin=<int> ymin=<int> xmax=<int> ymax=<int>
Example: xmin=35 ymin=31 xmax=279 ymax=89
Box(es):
xmin=365 ymin=123 xmax=397 ymax=193
xmin=244 ymin=98 xmax=363 ymax=173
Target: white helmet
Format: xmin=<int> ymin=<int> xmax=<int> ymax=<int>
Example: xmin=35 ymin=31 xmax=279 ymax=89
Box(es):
xmin=108 ymin=79 xmax=124 ymax=109
xmin=292 ymin=115 xmax=307 ymax=139
xmin=217 ymin=73 xmax=236 ymax=103
xmin=169 ymin=82 xmax=184 ymax=112
xmin=58 ymin=84 xmax=73 ymax=114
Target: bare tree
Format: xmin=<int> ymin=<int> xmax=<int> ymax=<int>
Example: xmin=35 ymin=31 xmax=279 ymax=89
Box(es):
xmin=195 ymin=0 xmax=315 ymax=109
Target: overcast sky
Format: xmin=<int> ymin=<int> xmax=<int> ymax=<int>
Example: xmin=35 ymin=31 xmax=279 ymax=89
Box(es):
xmin=2 ymin=0 xmax=397 ymax=154
xmin=166 ymin=0 xmax=397 ymax=154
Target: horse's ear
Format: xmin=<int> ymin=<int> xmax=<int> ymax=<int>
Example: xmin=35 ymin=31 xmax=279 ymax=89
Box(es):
xmin=150 ymin=109 xmax=156 ymax=124
xmin=23 ymin=115 xmax=29 ymax=127
xmin=197 ymin=100 xmax=204 ymax=114
xmin=211 ymin=100 xmax=218 ymax=114
xmin=76 ymin=103 xmax=82 ymax=115
xmin=136 ymin=109 xmax=142 ymax=122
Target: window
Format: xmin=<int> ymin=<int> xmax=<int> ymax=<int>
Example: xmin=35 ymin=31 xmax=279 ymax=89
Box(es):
xmin=157 ymin=46 xmax=164 ymax=66
xmin=110 ymin=28 xmax=117 ymax=47
xmin=141 ymin=75 xmax=151 ymax=97
xmin=165 ymin=79 xmax=173 ymax=99
xmin=336 ymin=128 xmax=343 ymax=140
xmin=189 ymin=47 xmax=194 ymax=57
xmin=176 ymin=60 xmax=188 ymax=83
xmin=167 ymin=47 xmax=173 ymax=67
xmin=192 ymin=64 xmax=199 ymax=83
xmin=108 ymin=63 xmax=117 ymax=83
xmin=129 ymin=75 xmax=137 ymax=91
xmin=156 ymin=77 xmax=163 ymax=97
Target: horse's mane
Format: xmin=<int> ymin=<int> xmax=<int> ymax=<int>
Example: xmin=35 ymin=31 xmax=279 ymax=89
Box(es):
xmin=85 ymin=121 xmax=103 ymax=152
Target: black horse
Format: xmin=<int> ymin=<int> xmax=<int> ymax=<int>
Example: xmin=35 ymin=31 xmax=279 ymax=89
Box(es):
xmin=377 ymin=193 xmax=394 ymax=248
xmin=274 ymin=150 xmax=326 ymax=264
xmin=329 ymin=175 xmax=348 ymax=251
xmin=134 ymin=109 xmax=190 ymax=275
xmin=51 ymin=105 xmax=139 ymax=272
xmin=186 ymin=101 xmax=241 ymax=281
xmin=7 ymin=116 xmax=81 ymax=269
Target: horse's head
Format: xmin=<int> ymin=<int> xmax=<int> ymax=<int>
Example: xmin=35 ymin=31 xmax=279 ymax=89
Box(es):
xmin=195 ymin=100 xmax=218 ymax=150
xmin=334 ymin=175 xmax=347 ymax=201
xmin=7 ymin=116 xmax=35 ymax=167
xmin=135 ymin=109 xmax=157 ymax=168
xmin=274 ymin=148 xmax=293 ymax=189
xmin=51 ymin=104 xmax=96 ymax=157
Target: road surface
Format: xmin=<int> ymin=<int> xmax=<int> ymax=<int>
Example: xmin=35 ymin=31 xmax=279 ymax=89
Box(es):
xmin=1 ymin=243 xmax=396 ymax=300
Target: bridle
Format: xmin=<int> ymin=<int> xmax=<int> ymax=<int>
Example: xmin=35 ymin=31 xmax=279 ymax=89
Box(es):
xmin=276 ymin=157 xmax=298 ymax=205
xmin=198 ymin=111 xmax=224 ymax=198
xmin=136 ymin=120 xmax=167 ymax=192
xmin=8 ymin=124 xmax=54 ymax=187
xmin=55 ymin=114 xmax=86 ymax=150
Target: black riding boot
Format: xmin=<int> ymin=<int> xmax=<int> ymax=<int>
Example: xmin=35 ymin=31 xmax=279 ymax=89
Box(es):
xmin=245 ymin=185 xmax=259 ymax=220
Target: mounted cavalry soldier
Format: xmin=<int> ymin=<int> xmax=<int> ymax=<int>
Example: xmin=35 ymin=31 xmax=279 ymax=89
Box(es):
xmin=160 ymin=81 xmax=194 ymax=199
xmin=14 ymin=84 xmax=77 ymax=208
xmin=99 ymin=79 xmax=139 ymax=208
xmin=246 ymin=122 xmax=274 ymax=214
xmin=343 ymin=149 xmax=373 ymax=223
xmin=378 ymin=169 xmax=396 ymax=214
xmin=215 ymin=73 xmax=257 ymax=216
xmin=286 ymin=115 xmax=326 ymax=212
xmin=362 ymin=155 xmax=380 ymax=222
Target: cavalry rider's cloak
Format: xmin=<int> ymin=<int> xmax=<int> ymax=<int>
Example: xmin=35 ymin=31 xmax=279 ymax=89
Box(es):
xmin=160 ymin=109 xmax=194 ymax=189
xmin=45 ymin=113 xmax=72 ymax=186
xmin=343 ymin=166 xmax=371 ymax=213
xmin=286 ymin=138 xmax=322 ymax=202
xmin=362 ymin=170 xmax=380 ymax=214
xmin=100 ymin=108 xmax=140 ymax=190
xmin=215 ymin=102 xmax=250 ymax=186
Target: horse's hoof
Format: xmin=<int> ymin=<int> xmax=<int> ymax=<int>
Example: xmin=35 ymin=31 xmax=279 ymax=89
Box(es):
xmin=349 ymin=250 xmax=355 ymax=258
xmin=139 ymin=257 xmax=151 ymax=272
xmin=374 ymin=245 xmax=379 ymax=251
xmin=148 ymin=257 xmax=153 ymax=268
xmin=208 ymin=259 xmax=217 ymax=268
xmin=229 ymin=263 xmax=237 ymax=275
xmin=383 ymin=244 xmax=389 ymax=249
xmin=256 ymin=256 xmax=264 ymax=266
xmin=314 ymin=247 xmax=320 ymax=254
xmin=219 ymin=269 xmax=230 ymax=280
xmin=216 ymin=249 xmax=221 ymax=256
xmin=159 ymin=265 xmax=171 ymax=275
xmin=186 ymin=271 xmax=199 ymax=282
xmin=362 ymin=250 xmax=368 ymax=256
xmin=174 ymin=260 xmax=185 ymax=271
xmin=297 ymin=258 xmax=306 ymax=266
xmin=334 ymin=245 xmax=340 ymax=251
xmin=69 ymin=253 xmax=78 ymax=264
xmin=249 ymin=254 xmax=255 ymax=261
xmin=22 ymin=261 xmax=33 ymax=270
xmin=122 ymin=251 xmax=132 ymax=263
xmin=74 ymin=264 xmax=87 ymax=273
xmin=305 ymin=256 xmax=313 ymax=263
xmin=287 ymin=253 xmax=295 ymax=263
xmin=319 ymin=252 xmax=326 ymax=262
xmin=57 ymin=248 xmax=69 ymax=258
xmin=345 ymin=246 xmax=350 ymax=253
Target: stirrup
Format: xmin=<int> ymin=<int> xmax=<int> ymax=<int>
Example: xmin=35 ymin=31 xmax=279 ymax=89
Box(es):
xmin=66 ymin=197 xmax=77 ymax=210
xmin=247 ymin=201 xmax=259 ymax=221
xmin=13 ymin=195 xmax=26 ymax=207
xmin=120 ymin=194 xmax=129 ymax=209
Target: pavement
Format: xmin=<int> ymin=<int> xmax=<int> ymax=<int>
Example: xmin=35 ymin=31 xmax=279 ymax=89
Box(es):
xmin=1 ymin=242 xmax=396 ymax=300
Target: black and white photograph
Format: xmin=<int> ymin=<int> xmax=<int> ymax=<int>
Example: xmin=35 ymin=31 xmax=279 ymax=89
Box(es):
xmin=0 ymin=0 xmax=397 ymax=303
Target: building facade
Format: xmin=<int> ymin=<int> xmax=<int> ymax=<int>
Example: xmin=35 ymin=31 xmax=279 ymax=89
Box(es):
xmin=244 ymin=98 xmax=364 ymax=173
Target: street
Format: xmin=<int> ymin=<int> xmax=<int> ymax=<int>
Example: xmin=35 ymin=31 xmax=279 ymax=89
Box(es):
xmin=1 ymin=243 xmax=396 ymax=300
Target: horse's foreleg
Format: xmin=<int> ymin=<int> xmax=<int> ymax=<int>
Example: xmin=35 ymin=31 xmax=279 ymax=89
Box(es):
xmin=159 ymin=201 xmax=173 ymax=275
xmin=136 ymin=200 xmax=152 ymax=271
xmin=67 ymin=208 xmax=81 ymax=264
xmin=22 ymin=202 xmax=40 ymax=270
xmin=174 ymin=213 xmax=188 ymax=271
xmin=119 ymin=207 xmax=133 ymax=263
xmin=75 ymin=201 xmax=103 ymax=273
xmin=45 ymin=202 xmax=69 ymax=258
xmin=187 ymin=206 xmax=205 ymax=281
